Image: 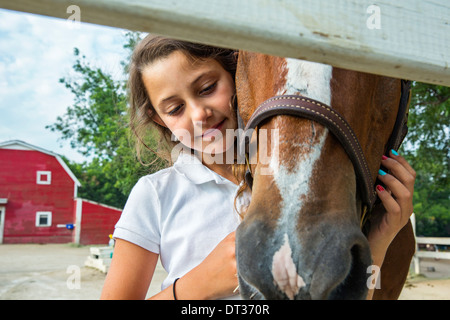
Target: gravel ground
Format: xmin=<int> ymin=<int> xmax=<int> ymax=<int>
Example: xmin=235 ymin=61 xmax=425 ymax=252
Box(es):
xmin=0 ymin=243 xmax=166 ymax=299
xmin=0 ymin=244 xmax=448 ymax=300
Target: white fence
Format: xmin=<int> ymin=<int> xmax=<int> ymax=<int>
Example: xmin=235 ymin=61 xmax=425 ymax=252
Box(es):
xmin=0 ymin=0 xmax=449 ymax=86
xmin=411 ymin=214 xmax=450 ymax=275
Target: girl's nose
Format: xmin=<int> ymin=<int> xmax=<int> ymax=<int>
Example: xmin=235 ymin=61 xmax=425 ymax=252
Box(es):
xmin=190 ymin=101 xmax=212 ymax=125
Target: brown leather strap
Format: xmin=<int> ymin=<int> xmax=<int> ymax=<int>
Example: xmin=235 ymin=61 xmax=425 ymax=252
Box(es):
xmin=241 ymin=95 xmax=377 ymax=209
xmin=383 ymin=80 xmax=411 ymax=155
xmin=375 ymin=80 xmax=411 ymax=202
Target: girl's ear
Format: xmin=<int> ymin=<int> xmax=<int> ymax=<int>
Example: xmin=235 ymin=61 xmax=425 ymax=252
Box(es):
xmin=149 ymin=111 xmax=167 ymax=128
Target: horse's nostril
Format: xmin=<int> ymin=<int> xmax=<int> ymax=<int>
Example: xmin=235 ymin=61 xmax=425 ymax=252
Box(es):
xmin=328 ymin=244 xmax=370 ymax=299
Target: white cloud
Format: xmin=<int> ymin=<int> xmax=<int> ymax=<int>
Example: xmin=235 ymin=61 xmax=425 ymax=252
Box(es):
xmin=0 ymin=9 xmax=129 ymax=162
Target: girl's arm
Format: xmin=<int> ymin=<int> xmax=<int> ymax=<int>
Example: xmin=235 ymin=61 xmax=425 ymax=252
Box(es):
xmin=101 ymin=238 xmax=158 ymax=299
xmin=366 ymin=150 xmax=416 ymax=300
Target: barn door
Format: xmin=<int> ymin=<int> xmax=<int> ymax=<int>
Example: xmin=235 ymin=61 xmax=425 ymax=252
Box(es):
xmin=0 ymin=206 xmax=4 ymax=244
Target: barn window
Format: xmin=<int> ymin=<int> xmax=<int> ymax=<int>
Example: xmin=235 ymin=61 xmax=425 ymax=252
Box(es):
xmin=37 ymin=171 xmax=51 ymax=185
xmin=36 ymin=211 xmax=52 ymax=227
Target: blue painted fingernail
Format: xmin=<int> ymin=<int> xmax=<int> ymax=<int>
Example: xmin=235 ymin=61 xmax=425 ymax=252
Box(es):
xmin=391 ymin=149 xmax=399 ymax=156
xmin=378 ymin=169 xmax=387 ymax=176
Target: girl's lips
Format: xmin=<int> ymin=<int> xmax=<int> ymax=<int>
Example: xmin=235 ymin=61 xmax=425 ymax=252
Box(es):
xmin=201 ymin=119 xmax=226 ymax=139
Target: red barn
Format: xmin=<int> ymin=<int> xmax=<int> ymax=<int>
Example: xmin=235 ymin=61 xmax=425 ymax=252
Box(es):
xmin=0 ymin=140 xmax=122 ymax=245
xmin=74 ymin=198 xmax=122 ymax=246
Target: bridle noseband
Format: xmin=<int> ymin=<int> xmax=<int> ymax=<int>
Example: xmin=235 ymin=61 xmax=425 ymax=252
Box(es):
xmin=238 ymin=80 xmax=411 ymax=227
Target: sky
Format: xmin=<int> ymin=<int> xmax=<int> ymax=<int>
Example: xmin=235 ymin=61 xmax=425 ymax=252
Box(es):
xmin=0 ymin=8 xmax=130 ymax=163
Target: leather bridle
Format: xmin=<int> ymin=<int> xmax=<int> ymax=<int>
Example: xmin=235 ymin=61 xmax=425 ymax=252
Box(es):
xmin=238 ymin=80 xmax=411 ymax=227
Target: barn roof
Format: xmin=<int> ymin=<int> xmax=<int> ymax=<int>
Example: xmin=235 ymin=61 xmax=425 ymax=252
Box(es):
xmin=0 ymin=140 xmax=81 ymax=187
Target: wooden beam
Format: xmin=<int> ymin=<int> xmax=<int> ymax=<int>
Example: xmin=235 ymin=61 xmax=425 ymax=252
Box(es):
xmin=416 ymin=251 xmax=450 ymax=260
xmin=0 ymin=0 xmax=449 ymax=86
xmin=416 ymin=237 xmax=450 ymax=246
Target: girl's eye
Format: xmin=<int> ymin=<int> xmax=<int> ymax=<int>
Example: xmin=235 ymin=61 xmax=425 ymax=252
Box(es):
xmin=168 ymin=104 xmax=184 ymax=116
xmin=199 ymin=82 xmax=217 ymax=95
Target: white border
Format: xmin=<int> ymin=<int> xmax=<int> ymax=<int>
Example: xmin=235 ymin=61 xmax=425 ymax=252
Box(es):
xmin=35 ymin=211 xmax=52 ymax=227
xmin=36 ymin=171 xmax=52 ymax=185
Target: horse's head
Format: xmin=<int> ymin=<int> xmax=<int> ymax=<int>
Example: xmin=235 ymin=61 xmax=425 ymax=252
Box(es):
xmin=235 ymin=51 xmax=402 ymax=299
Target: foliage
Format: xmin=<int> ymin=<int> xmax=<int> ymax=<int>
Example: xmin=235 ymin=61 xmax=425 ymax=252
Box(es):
xmin=47 ymin=47 xmax=126 ymax=160
xmin=400 ymin=82 xmax=450 ymax=236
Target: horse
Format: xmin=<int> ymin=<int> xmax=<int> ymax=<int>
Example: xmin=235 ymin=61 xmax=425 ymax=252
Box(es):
xmin=234 ymin=51 xmax=416 ymax=300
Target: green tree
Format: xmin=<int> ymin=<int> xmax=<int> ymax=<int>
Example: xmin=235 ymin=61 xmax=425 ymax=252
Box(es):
xmin=401 ymin=82 xmax=450 ymax=236
xmin=48 ymin=47 xmax=126 ymax=160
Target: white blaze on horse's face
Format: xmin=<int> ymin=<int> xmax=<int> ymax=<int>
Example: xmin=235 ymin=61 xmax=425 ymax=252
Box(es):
xmin=269 ymin=58 xmax=333 ymax=299
xmin=271 ymin=58 xmax=332 ymax=218
xmin=277 ymin=58 xmax=332 ymax=105
xmin=269 ymin=130 xmax=327 ymax=298
xmin=272 ymin=234 xmax=306 ymax=299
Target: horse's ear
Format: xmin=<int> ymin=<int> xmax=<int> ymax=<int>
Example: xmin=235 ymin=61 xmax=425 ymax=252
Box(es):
xmin=233 ymin=51 xmax=239 ymax=62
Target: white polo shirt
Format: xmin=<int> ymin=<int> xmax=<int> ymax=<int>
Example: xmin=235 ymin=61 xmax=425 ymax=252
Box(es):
xmin=113 ymin=152 xmax=250 ymax=293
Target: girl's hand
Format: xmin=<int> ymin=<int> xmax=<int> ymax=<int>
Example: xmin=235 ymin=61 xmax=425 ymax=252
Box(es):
xmin=197 ymin=231 xmax=238 ymax=299
xmin=175 ymin=231 xmax=238 ymax=300
xmin=367 ymin=150 xmax=416 ymax=265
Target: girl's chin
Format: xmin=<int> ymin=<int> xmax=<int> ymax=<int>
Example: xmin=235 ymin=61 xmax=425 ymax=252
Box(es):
xmin=192 ymin=139 xmax=235 ymax=159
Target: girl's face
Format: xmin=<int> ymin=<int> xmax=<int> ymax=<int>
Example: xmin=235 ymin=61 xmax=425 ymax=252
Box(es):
xmin=142 ymin=51 xmax=237 ymax=156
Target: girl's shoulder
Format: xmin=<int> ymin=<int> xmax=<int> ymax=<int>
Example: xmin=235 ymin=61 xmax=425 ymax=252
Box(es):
xmin=137 ymin=165 xmax=180 ymax=191
xmin=122 ymin=167 xmax=180 ymax=221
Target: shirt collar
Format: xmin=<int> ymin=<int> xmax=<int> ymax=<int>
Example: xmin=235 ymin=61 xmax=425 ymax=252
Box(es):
xmin=173 ymin=152 xmax=234 ymax=185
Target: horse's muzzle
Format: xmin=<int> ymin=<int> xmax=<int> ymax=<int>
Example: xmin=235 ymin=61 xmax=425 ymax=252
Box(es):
xmin=236 ymin=218 xmax=372 ymax=300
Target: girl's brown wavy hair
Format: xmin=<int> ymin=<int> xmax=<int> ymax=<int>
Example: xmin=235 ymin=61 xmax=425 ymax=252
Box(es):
xmin=128 ymin=35 xmax=248 ymax=215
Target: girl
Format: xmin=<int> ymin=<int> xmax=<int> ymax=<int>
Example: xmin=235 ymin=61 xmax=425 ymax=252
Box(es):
xmin=100 ymin=35 xmax=415 ymax=300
